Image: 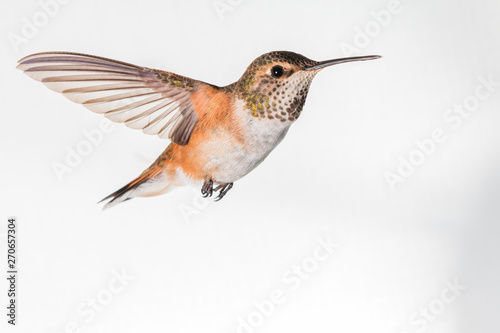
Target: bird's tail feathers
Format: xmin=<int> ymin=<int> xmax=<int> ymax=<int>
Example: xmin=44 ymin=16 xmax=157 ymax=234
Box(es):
xmin=99 ymin=165 xmax=174 ymax=210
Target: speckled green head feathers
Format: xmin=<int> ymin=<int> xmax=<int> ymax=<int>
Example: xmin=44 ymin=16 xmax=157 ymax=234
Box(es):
xmin=228 ymin=51 xmax=320 ymax=122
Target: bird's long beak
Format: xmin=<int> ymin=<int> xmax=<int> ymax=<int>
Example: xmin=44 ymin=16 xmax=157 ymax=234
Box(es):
xmin=305 ymin=55 xmax=381 ymax=71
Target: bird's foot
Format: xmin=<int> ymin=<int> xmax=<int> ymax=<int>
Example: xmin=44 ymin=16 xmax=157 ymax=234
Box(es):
xmin=214 ymin=182 xmax=233 ymax=201
xmin=201 ymin=179 xmax=233 ymax=201
xmin=201 ymin=178 xmax=214 ymax=197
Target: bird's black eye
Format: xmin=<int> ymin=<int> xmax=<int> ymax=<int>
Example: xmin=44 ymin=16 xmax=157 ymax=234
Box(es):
xmin=271 ymin=65 xmax=284 ymax=78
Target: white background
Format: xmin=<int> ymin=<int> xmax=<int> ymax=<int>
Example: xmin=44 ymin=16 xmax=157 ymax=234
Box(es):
xmin=1 ymin=0 xmax=499 ymax=332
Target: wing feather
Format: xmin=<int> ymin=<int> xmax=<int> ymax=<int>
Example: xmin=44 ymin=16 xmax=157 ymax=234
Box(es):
xmin=17 ymin=51 xmax=213 ymax=145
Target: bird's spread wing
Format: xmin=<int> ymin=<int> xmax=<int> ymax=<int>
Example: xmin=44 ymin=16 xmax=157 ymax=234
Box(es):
xmin=17 ymin=52 xmax=211 ymax=145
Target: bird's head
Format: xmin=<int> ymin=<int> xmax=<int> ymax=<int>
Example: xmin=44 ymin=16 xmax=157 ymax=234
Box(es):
xmin=231 ymin=51 xmax=380 ymax=121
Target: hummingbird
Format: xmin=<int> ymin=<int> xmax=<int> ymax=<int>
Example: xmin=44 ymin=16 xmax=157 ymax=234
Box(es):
xmin=17 ymin=51 xmax=380 ymax=209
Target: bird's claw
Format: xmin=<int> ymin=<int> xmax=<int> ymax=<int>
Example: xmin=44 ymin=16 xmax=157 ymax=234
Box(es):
xmin=201 ymin=178 xmax=213 ymax=197
xmin=214 ymin=183 xmax=233 ymax=201
xmin=201 ymin=179 xmax=233 ymax=201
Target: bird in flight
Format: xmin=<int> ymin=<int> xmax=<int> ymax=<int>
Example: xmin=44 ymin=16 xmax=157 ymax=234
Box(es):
xmin=18 ymin=51 xmax=380 ymax=209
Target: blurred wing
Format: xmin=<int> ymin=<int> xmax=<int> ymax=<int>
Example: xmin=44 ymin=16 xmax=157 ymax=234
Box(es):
xmin=17 ymin=52 xmax=208 ymax=145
